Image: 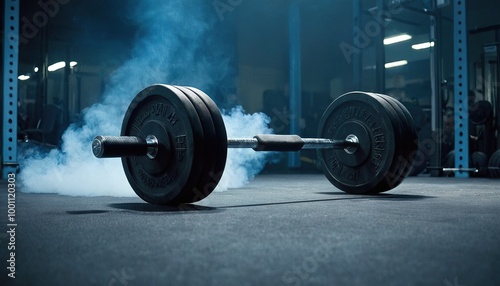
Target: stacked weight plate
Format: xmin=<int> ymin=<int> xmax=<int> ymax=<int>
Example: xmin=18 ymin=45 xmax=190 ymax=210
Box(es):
xmin=121 ymin=84 xmax=227 ymax=205
xmin=471 ymin=151 xmax=488 ymax=177
xmin=317 ymin=92 xmax=418 ymax=194
xmin=489 ymin=150 xmax=500 ymax=178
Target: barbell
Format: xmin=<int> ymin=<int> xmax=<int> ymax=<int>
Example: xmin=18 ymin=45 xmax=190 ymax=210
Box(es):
xmin=92 ymin=84 xmax=418 ymax=205
xmin=428 ymin=150 xmax=500 ymax=177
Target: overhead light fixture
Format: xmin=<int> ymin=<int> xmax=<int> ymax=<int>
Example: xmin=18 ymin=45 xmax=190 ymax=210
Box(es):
xmin=34 ymin=66 xmax=39 ymax=73
xmin=18 ymin=75 xmax=30 ymax=81
xmin=48 ymin=61 xmax=66 ymax=72
xmin=384 ymin=34 xmax=412 ymax=45
xmin=47 ymin=61 xmax=78 ymax=72
xmin=385 ymin=60 xmax=408 ymax=69
xmin=437 ymin=0 xmax=450 ymax=8
xmin=412 ymin=41 xmax=435 ymax=50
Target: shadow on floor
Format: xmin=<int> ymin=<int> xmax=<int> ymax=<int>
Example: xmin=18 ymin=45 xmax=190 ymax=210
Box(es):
xmin=315 ymin=192 xmax=435 ymax=201
xmin=66 ymin=210 xmax=110 ymax=215
xmin=65 ymin=204 xmax=218 ymax=215
xmin=66 ymin=193 xmax=432 ymax=215
xmin=107 ymin=203 xmax=217 ymax=213
xmin=218 ymin=196 xmax=369 ymax=209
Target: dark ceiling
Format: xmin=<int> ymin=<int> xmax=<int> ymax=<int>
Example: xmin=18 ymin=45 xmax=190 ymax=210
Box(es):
xmin=4 ymin=0 xmax=500 ymax=82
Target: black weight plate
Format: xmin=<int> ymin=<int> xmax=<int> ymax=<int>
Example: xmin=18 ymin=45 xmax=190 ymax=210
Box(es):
xmin=173 ymin=86 xmax=218 ymax=203
xmin=187 ymin=87 xmax=227 ymax=191
xmin=317 ymin=92 xmax=397 ymax=194
xmin=391 ymin=97 xmax=419 ymax=176
xmin=376 ymin=95 xmax=408 ymax=180
xmin=368 ymin=94 xmax=405 ymax=192
xmin=383 ymin=96 xmax=418 ymax=154
xmin=393 ymin=99 xmax=420 ymax=176
xmin=496 ymin=151 xmax=500 ymax=178
xmin=443 ymin=150 xmax=455 ymax=168
xmin=470 ymin=100 xmax=493 ymax=125
xmin=471 ymin=151 xmax=488 ymax=177
xmin=121 ymin=84 xmax=205 ymax=205
xmin=374 ymin=94 xmax=416 ymax=190
xmin=443 ymin=150 xmax=455 ymax=177
xmin=442 ymin=150 xmax=473 ymax=177
xmin=488 ymin=149 xmax=500 ymax=178
xmin=373 ymin=93 xmax=416 ymax=190
xmin=378 ymin=94 xmax=418 ymax=179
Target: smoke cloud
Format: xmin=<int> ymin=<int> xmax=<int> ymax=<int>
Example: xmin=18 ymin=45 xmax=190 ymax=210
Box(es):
xmin=19 ymin=0 xmax=273 ymax=198
xmin=218 ymin=107 xmax=273 ymax=190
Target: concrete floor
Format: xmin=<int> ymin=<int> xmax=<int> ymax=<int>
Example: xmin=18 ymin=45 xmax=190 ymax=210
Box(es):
xmin=0 ymin=175 xmax=499 ymax=286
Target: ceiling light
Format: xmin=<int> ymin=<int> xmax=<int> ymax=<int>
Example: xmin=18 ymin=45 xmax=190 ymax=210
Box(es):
xmin=48 ymin=61 xmax=66 ymax=72
xmin=70 ymin=61 xmax=78 ymax=67
xmin=385 ymin=60 xmax=408 ymax=69
xmin=34 ymin=66 xmax=39 ymax=72
xmin=412 ymin=41 xmax=435 ymax=50
xmin=18 ymin=75 xmax=30 ymax=81
xmin=384 ymin=34 xmax=412 ymax=45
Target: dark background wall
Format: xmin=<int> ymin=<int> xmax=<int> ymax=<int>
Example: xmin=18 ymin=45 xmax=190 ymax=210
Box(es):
xmin=2 ymin=0 xmax=500 ymax=170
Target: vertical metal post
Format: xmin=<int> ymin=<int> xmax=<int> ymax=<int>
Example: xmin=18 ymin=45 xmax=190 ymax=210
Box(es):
xmin=288 ymin=0 xmax=302 ymax=168
xmin=63 ymin=49 xmax=71 ymax=127
xmin=453 ymin=0 xmax=469 ymax=178
xmin=429 ymin=6 xmax=443 ymax=177
xmin=375 ymin=0 xmax=386 ymax=93
xmin=352 ymin=0 xmax=362 ymax=90
xmin=3 ymin=0 xmax=20 ymax=179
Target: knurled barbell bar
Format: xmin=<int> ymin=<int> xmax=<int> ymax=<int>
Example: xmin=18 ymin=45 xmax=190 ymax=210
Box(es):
xmin=93 ymin=134 xmax=360 ymax=157
xmin=92 ymin=84 xmax=418 ymax=205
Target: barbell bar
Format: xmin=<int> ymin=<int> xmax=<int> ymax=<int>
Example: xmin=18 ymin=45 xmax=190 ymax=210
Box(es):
xmin=92 ymin=84 xmax=418 ymax=205
xmin=427 ymin=167 xmax=500 ymax=172
xmin=93 ymin=134 xmax=360 ymax=158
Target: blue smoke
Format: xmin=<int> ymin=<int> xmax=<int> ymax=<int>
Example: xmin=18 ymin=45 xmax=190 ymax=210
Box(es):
xmin=19 ymin=0 xmax=271 ymax=197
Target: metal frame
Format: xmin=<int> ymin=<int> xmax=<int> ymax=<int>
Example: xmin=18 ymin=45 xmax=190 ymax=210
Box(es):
xmin=3 ymin=0 xmax=20 ymax=179
xmin=352 ymin=0 xmax=362 ymax=90
xmin=429 ymin=1 xmax=443 ymax=177
xmin=453 ymin=0 xmax=469 ymax=177
xmin=288 ymin=0 xmax=302 ymax=168
xmin=375 ymin=0 xmax=385 ymax=94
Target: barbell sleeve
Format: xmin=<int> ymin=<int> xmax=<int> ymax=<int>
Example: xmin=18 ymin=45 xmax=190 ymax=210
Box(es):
xmin=92 ymin=135 xmax=158 ymax=158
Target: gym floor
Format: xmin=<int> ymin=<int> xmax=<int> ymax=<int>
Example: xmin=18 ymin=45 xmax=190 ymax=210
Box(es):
xmin=0 ymin=175 xmax=499 ymax=286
